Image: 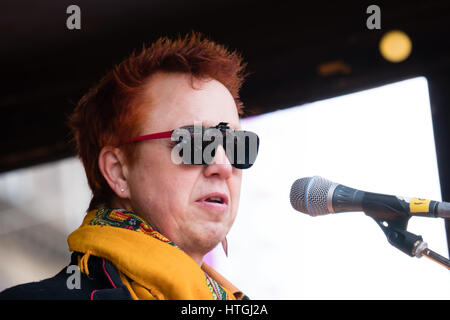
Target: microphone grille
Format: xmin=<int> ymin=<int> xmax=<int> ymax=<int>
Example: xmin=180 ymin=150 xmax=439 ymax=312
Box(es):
xmin=290 ymin=176 xmax=335 ymax=216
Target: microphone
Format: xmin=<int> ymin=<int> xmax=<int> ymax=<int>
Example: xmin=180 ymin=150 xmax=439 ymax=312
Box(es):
xmin=290 ymin=176 xmax=450 ymax=220
xmin=290 ymin=176 xmax=450 ymax=269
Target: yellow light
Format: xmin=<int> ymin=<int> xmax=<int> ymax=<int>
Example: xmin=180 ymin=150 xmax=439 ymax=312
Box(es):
xmin=379 ymin=30 xmax=412 ymax=63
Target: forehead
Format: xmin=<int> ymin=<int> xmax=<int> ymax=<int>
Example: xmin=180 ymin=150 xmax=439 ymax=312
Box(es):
xmin=139 ymin=72 xmax=240 ymax=132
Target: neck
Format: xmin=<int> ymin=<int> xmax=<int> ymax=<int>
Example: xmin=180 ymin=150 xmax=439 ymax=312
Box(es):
xmin=182 ymin=249 xmax=205 ymax=266
xmin=110 ymin=197 xmax=133 ymax=211
xmin=105 ymin=201 xmax=207 ymax=266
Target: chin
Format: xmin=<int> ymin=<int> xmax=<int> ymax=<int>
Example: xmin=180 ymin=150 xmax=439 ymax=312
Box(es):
xmin=193 ymin=227 xmax=227 ymax=253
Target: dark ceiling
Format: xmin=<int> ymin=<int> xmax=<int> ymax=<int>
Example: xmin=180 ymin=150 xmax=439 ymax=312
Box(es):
xmin=2 ymin=0 xmax=450 ymax=188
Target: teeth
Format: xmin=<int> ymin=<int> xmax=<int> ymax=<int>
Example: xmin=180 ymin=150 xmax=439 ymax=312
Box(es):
xmin=206 ymin=196 xmax=223 ymax=203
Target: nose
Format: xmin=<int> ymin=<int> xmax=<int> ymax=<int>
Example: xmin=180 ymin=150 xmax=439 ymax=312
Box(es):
xmin=203 ymin=144 xmax=233 ymax=179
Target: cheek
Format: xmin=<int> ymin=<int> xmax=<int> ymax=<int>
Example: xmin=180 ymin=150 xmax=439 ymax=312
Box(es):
xmin=128 ymin=167 xmax=155 ymax=209
xmin=165 ymin=172 xmax=198 ymax=207
xmin=229 ymin=172 xmax=242 ymax=215
xmin=144 ymin=166 xmax=199 ymax=213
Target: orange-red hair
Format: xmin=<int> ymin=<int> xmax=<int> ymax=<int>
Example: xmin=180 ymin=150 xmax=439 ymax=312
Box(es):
xmin=69 ymin=32 xmax=247 ymax=210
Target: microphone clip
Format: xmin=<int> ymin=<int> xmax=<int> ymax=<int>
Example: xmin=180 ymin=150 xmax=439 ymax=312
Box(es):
xmin=373 ymin=217 xmax=450 ymax=270
xmin=373 ymin=217 xmax=421 ymax=258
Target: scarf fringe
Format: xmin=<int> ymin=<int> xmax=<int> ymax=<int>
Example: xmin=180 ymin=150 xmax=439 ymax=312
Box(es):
xmin=77 ymin=250 xmax=92 ymax=277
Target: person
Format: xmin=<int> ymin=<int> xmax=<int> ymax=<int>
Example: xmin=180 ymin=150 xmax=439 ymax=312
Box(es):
xmin=0 ymin=32 xmax=259 ymax=300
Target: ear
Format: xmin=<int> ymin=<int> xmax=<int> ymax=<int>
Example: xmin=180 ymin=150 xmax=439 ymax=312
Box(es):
xmin=98 ymin=146 xmax=130 ymax=199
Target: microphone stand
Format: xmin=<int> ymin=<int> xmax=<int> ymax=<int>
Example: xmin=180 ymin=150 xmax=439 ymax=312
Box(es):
xmin=421 ymin=248 xmax=450 ymax=270
xmin=372 ymin=216 xmax=450 ymax=270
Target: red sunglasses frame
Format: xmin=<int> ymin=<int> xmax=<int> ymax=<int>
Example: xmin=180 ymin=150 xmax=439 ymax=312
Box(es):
xmin=124 ymin=130 xmax=173 ymax=144
xmin=120 ymin=122 xmax=231 ymax=146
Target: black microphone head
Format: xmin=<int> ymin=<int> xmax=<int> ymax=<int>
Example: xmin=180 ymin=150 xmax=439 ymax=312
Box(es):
xmin=290 ymin=176 xmax=336 ymax=216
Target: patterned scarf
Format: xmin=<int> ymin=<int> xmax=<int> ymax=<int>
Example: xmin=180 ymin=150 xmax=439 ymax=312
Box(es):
xmin=68 ymin=208 xmax=241 ymax=300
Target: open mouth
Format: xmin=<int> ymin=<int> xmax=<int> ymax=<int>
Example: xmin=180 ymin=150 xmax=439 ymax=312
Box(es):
xmin=196 ymin=193 xmax=229 ymax=206
xmin=204 ymin=196 xmax=225 ymax=204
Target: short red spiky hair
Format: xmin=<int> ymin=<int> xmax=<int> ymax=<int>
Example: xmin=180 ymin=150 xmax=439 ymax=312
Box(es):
xmin=69 ymin=32 xmax=247 ymax=210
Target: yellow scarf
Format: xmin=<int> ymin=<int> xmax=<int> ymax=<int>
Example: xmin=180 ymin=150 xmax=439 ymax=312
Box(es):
xmin=67 ymin=209 xmax=242 ymax=300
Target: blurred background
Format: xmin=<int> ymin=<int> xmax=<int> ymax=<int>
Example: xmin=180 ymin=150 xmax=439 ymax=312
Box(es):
xmin=1 ymin=0 xmax=450 ymax=298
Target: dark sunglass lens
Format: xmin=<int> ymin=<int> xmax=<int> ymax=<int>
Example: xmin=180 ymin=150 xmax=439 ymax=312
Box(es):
xmin=174 ymin=125 xmax=259 ymax=169
xmin=177 ymin=126 xmax=205 ymax=165
xmin=224 ymin=131 xmax=259 ymax=169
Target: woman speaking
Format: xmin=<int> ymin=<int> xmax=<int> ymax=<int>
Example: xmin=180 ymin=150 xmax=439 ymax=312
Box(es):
xmin=0 ymin=32 xmax=259 ymax=300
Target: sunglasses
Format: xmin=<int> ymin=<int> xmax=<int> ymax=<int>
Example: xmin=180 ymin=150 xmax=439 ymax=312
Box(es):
xmin=122 ymin=122 xmax=260 ymax=169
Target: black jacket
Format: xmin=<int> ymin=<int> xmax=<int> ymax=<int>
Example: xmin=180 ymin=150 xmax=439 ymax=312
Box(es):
xmin=0 ymin=252 xmax=132 ymax=300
